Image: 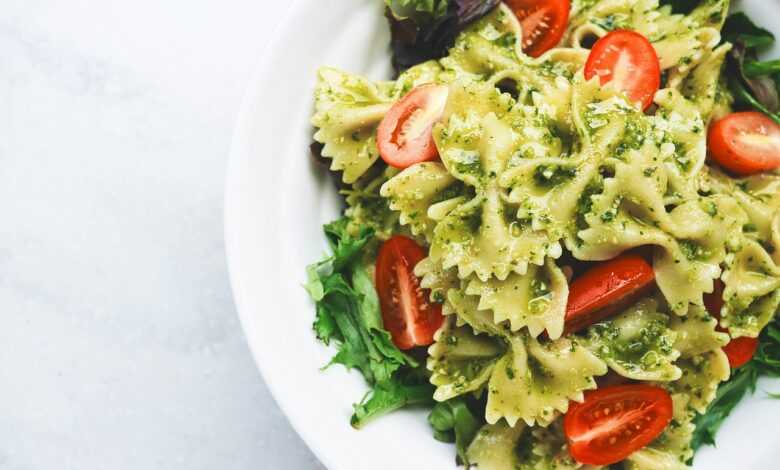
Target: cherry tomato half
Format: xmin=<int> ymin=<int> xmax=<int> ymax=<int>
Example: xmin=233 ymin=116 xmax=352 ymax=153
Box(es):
xmin=563 ymin=253 xmax=655 ymax=335
xmin=707 ymin=111 xmax=780 ymax=176
xmin=703 ymin=280 xmax=759 ymax=368
xmin=375 ymin=236 xmax=444 ymax=350
xmin=564 ymin=384 xmax=673 ymax=466
xmin=377 ymin=84 xmax=449 ymax=169
xmin=584 ymin=30 xmax=661 ymax=110
xmin=505 ymin=0 xmax=571 ymax=58
xmin=723 ymin=334 xmax=759 ymax=369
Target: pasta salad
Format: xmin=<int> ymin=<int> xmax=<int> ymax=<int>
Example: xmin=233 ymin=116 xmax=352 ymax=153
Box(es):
xmin=303 ymin=0 xmax=780 ymax=468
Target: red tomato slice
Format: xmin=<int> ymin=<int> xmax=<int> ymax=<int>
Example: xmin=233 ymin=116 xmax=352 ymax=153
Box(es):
xmin=723 ymin=335 xmax=759 ymax=368
xmin=584 ymin=30 xmax=661 ymax=110
xmin=505 ymin=0 xmax=571 ymax=58
xmin=707 ymin=111 xmax=780 ymax=176
xmin=563 ymin=253 xmax=655 ymax=335
xmin=703 ymin=280 xmax=759 ymax=368
xmin=375 ymin=236 xmax=444 ymax=350
xmin=564 ymin=384 xmax=673 ymax=466
xmin=377 ymin=84 xmax=449 ymax=169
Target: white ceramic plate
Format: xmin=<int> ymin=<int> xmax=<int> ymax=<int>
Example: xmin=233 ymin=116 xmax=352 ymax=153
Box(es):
xmin=225 ymin=1 xmax=780 ymax=468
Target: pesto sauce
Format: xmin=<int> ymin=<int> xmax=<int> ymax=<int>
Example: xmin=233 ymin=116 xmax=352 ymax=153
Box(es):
xmin=679 ymin=239 xmax=710 ymax=261
xmin=590 ymin=318 xmax=675 ymax=372
xmin=533 ymin=164 xmax=577 ymax=187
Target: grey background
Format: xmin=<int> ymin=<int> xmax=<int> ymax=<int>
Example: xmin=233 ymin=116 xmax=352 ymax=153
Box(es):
xmin=1 ymin=1 xmax=325 ymax=468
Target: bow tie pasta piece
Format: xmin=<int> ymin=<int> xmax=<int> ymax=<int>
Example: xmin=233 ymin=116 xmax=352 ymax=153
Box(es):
xmin=446 ymin=288 xmax=510 ymax=337
xmin=584 ymin=298 xmax=682 ymax=382
xmin=429 ymin=82 xmax=564 ymax=281
xmin=579 ymin=191 xmax=743 ymax=315
xmin=465 ymin=259 xmax=569 ymax=339
xmin=467 ymin=420 xmax=596 ymax=470
xmin=430 ymin=188 xmax=562 ymax=281
xmin=414 ymin=256 xmax=460 ymax=304
xmin=441 ymin=4 xmax=525 ymax=79
xmin=651 ymin=89 xmax=709 ymax=185
xmin=573 ymin=172 xmax=745 ymax=315
xmin=721 ymin=241 xmax=780 ymax=338
xmin=380 ymin=72 xmax=569 ymax=245
xmin=428 ymin=316 xmax=506 ymax=402
xmin=466 ymin=422 xmax=526 ymax=470
xmin=624 ymin=393 xmax=695 ymax=470
xmin=570 ymin=83 xmax=746 ymax=313
xmin=485 ymin=333 xmax=607 ymax=427
xmin=312 ymin=62 xmax=445 ymax=184
xmin=667 ymin=349 xmax=730 ymax=413
xmin=700 ymin=169 xmax=780 ymax=338
xmin=391 ymin=60 xmax=449 ymax=97
xmin=523 ymin=422 xmax=600 ymax=470
xmin=500 ymin=73 xmax=666 ymax=241
xmin=380 ymin=162 xmax=467 ymax=241
xmin=656 ymin=307 xmax=732 ymax=414
xmin=670 ymin=305 xmax=730 ymax=358
xmin=668 ymin=41 xmax=731 ymax=122
xmin=312 ymin=68 xmax=396 ymax=184
xmin=708 ymin=171 xmax=780 ymax=240
xmin=430 ymin=291 xmax=608 ymax=426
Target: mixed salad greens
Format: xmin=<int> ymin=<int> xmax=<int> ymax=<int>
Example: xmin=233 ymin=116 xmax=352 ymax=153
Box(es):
xmin=385 ymin=0 xmax=501 ymax=72
xmin=305 ymin=218 xmax=481 ymax=458
xmin=304 ymin=0 xmax=780 ymax=467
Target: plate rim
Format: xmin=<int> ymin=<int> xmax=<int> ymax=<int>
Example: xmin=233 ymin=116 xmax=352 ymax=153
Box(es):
xmin=224 ymin=1 xmax=780 ymax=469
xmin=223 ymin=1 xmax=339 ymax=469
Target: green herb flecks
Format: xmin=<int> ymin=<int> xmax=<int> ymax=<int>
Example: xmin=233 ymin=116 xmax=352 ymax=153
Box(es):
xmin=533 ymin=164 xmax=577 ymax=188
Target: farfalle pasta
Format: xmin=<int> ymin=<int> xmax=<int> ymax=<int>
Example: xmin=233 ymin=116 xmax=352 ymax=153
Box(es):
xmin=305 ymin=0 xmax=780 ymax=468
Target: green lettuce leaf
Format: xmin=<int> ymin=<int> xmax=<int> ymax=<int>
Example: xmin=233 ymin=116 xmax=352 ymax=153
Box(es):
xmin=352 ymin=366 xmax=435 ymax=428
xmin=306 ymin=217 xmax=435 ymax=429
xmin=305 ymin=218 xmax=416 ymax=384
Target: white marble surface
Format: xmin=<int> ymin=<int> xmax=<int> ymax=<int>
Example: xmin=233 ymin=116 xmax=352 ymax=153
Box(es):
xmin=0 ymin=1 xmax=324 ymax=469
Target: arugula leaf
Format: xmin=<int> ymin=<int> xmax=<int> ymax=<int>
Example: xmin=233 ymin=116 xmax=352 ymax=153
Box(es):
xmin=691 ymin=364 xmax=758 ymax=450
xmin=692 ymin=316 xmax=780 ymax=453
xmin=428 ymin=398 xmax=483 ymax=465
xmin=351 ymin=366 xmax=435 ymax=428
xmin=744 ymin=59 xmax=780 ymax=78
